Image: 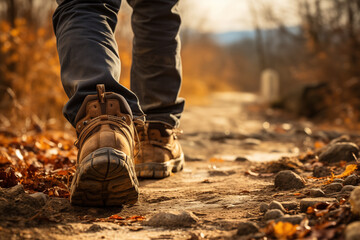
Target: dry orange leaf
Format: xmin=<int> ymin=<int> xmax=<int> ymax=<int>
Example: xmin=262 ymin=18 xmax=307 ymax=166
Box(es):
xmin=273 ymin=221 xmax=299 ymax=239
xmin=108 ymin=214 xmax=124 ymax=220
xmin=314 ymin=141 xmax=325 ymax=149
xmin=209 ymin=157 xmax=224 ymax=163
xmin=334 ymin=164 xmax=357 ymax=179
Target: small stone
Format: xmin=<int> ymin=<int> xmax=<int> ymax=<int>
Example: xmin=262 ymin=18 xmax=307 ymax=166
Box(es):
xmin=333 ymin=179 xmax=344 ymax=184
xmin=275 ymin=214 xmax=305 ymax=225
xmin=268 ymin=201 xmax=286 ymax=213
xmin=281 ymin=201 xmax=298 ymax=211
xmin=309 ymin=188 xmax=325 ymax=197
xmin=235 ymin=156 xmax=248 ymax=162
xmin=349 ymin=187 xmax=360 ymax=215
xmin=86 ymin=224 xmax=106 ymax=233
xmin=344 ymin=175 xmax=360 ymax=186
xmin=341 ymin=185 xmax=356 ymax=194
xmin=274 ymin=170 xmax=305 ymax=190
xmin=264 ymin=209 xmax=284 ymax=221
xmin=313 ymin=166 xmax=331 ymax=178
xmin=329 ymin=135 xmax=350 ymax=145
xmin=300 ymin=198 xmax=337 ymax=212
xmin=5 ymin=184 xmax=25 ymax=197
xmin=346 ymin=221 xmax=360 ymax=240
xmin=323 ymin=183 xmax=343 ymax=194
xmin=29 ymin=192 xmax=48 ymax=206
xmin=319 ymin=142 xmax=359 ymax=163
xmin=236 ymin=222 xmax=259 ymax=236
xmin=259 ymin=203 xmax=269 ymax=213
xmin=144 ymin=211 xmax=198 ymax=228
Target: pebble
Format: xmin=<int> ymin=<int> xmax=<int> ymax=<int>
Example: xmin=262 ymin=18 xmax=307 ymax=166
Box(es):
xmin=4 ymin=184 xmax=25 ymax=197
xmin=281 ymin=201 xmax=298 ymax=211
xmin=346 ymin=221 xmax=360 ymax=240
xmin=274 ymin=170 xmax=305 ymax=190
xmin=341 ymin=185 xmax=356 ymax=194
xmin=333 ymin=179 xmax=344 ymax=184
xmin=264 ymin=209 xmax=284 ymax=221
xmin=309 ymin=188 xmax=325 ymax=197
xmin=268 ymin=201 xmax=286 ymax=213
xmin=344 ymin=175 xmax=360 ymax=186
xmin=319 ymin=142 xmax=359 ymax=163
xmin=323 ymin=183 xmax=343 ymax=194
xmin=300 ymin=198 xmax=337 ymax=212
xmin=259 ymin=203 xmax=269 ymax=213
xmin=236 ymin=222 xmax=259 ymax=236
xmin=349 ymin=187 xmax=360 ymax=215
xmin=329 ymin=135 xmax=350 ymax=145
xmin=29 ymin=192 xmax=48 ymax=206
xmin=143 ymin=211 xmax=198 ymax=228
xmin=313 ymin=166 xmax=331 ymax=178
xmin=275 ymin=214 xmax=305 ymax=225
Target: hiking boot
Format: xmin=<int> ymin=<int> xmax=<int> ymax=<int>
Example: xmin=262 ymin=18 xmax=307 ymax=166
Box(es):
xmin=70 ymin=84 xmax=139 ymax=206
xmin=135 ymin=122 xmax=184 ymax=178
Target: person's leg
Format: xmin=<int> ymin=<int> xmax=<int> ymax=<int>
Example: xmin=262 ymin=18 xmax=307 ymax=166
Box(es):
xmin=53 ymin=0 xmax=141 ymax=206
xmin=127 ymin=0 xmax=185 ymax=178
xmin=53 ymin=0 xmax=144 ymax=127
xmin=127 ymin=0 xmax=184 ymax=128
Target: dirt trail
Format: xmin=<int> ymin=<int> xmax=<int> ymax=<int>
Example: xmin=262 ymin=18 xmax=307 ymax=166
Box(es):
xmin=1 ymin=92 xmax=349 ymax=239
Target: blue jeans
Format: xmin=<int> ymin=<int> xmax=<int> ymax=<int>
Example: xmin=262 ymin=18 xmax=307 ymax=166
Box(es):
xmin=53 ymin=0 xmax=185 ymax=128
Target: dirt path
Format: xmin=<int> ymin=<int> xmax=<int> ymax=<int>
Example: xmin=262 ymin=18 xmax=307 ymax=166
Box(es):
xmin=1 ymin=92 xmax=356 ymax=239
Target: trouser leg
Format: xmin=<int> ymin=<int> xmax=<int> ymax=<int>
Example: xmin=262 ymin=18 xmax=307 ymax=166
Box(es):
xmin=53 ymin=0 xmax=143 ymax=127
xmin=127 ymin=0 xmax=185 ymax=128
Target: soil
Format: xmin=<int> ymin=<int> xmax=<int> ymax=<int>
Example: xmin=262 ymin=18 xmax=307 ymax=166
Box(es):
xmin=1 ymin=92 xmax=359 ymax=240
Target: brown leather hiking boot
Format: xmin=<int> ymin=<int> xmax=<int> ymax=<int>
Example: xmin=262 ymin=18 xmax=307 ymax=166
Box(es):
xmin=70 ymin=84 xmax=139 ymax=206
xmin=135 ymin=122 xmax=184 ymax=178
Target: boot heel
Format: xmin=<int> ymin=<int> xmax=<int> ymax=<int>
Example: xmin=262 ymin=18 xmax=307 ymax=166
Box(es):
xmin=70 ymin=147 xmax=139 ymax=206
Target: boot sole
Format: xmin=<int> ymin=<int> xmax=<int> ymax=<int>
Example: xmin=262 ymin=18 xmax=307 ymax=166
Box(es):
xmin=135 ymin=153 xmax=185 ymax=179
xmin=70 ymin=147 xmax=139 ymax=207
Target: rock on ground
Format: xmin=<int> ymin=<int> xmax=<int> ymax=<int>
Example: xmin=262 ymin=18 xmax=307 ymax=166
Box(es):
xmin=300 ymin=198 xmax=337 ymax=212
xmin=268 ymin=201 xmax=286 ymax=213
xmin=236 ymin=222 xmax=259 ymax=236
xmin=323 ymin=183 xmax=343 ymax=194
xmin=264 ymin=209 xmax=284 ymax=221
xmin=346 ymin=221 xmax=360 ymax=240
xmin=349 ymin=187 xmax=360 ymax=215
xmin=0 ymin=185 xmax=42 ymax=219
xmin=319 ymin=142 xmax=359 ymax=163
xmin=274 ymin=170 xmax=305 ymax=190
xmin=275 ymin=214 xmax=305 ymax=225
xmin=143 ymin=211 xmax=198 ymax=228
xmin=309 ymin=188 xmax=325 ymax=197
xmin=281 ymin=201 xmax=298 ymax=211
xmin=259 ymin=203 xmax=269 ymax=213
xmin=341 ymin=185 xmax=356 ymax=194
xmin=344 ymin=175 xmax=360 ymax=186
xmin=313 ymin=166 xmax=331 ymax=178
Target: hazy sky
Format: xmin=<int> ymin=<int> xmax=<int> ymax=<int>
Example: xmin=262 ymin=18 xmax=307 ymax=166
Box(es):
xmin=179 ymin=0 xmax=300 ymax=33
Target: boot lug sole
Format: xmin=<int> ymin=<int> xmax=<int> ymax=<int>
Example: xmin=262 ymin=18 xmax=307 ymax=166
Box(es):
xmin=135 ymin=153 xmax=185 ymax=179
xmin=70 ymin=147 xmax=139 ymax=207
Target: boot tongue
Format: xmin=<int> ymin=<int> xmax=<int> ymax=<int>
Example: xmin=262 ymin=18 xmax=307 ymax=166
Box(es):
xmin=74 ymin=84 xmax=133 ymax=125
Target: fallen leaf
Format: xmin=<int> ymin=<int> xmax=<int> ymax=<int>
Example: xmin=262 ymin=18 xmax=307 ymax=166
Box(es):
xmin=334 ymin=164 xmax=357 ymax=179
xmin=209 ymin=157 xmax=224 ymax=163
xmin=108 ymin=214 xmax=125 ymax=220
xmin=273 ymin=221 xmax=299 ymax=239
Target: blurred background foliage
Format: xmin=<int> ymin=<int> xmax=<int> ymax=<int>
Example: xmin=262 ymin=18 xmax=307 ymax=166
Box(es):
xmin=1 ymin=0 xmax=360 ymax=132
